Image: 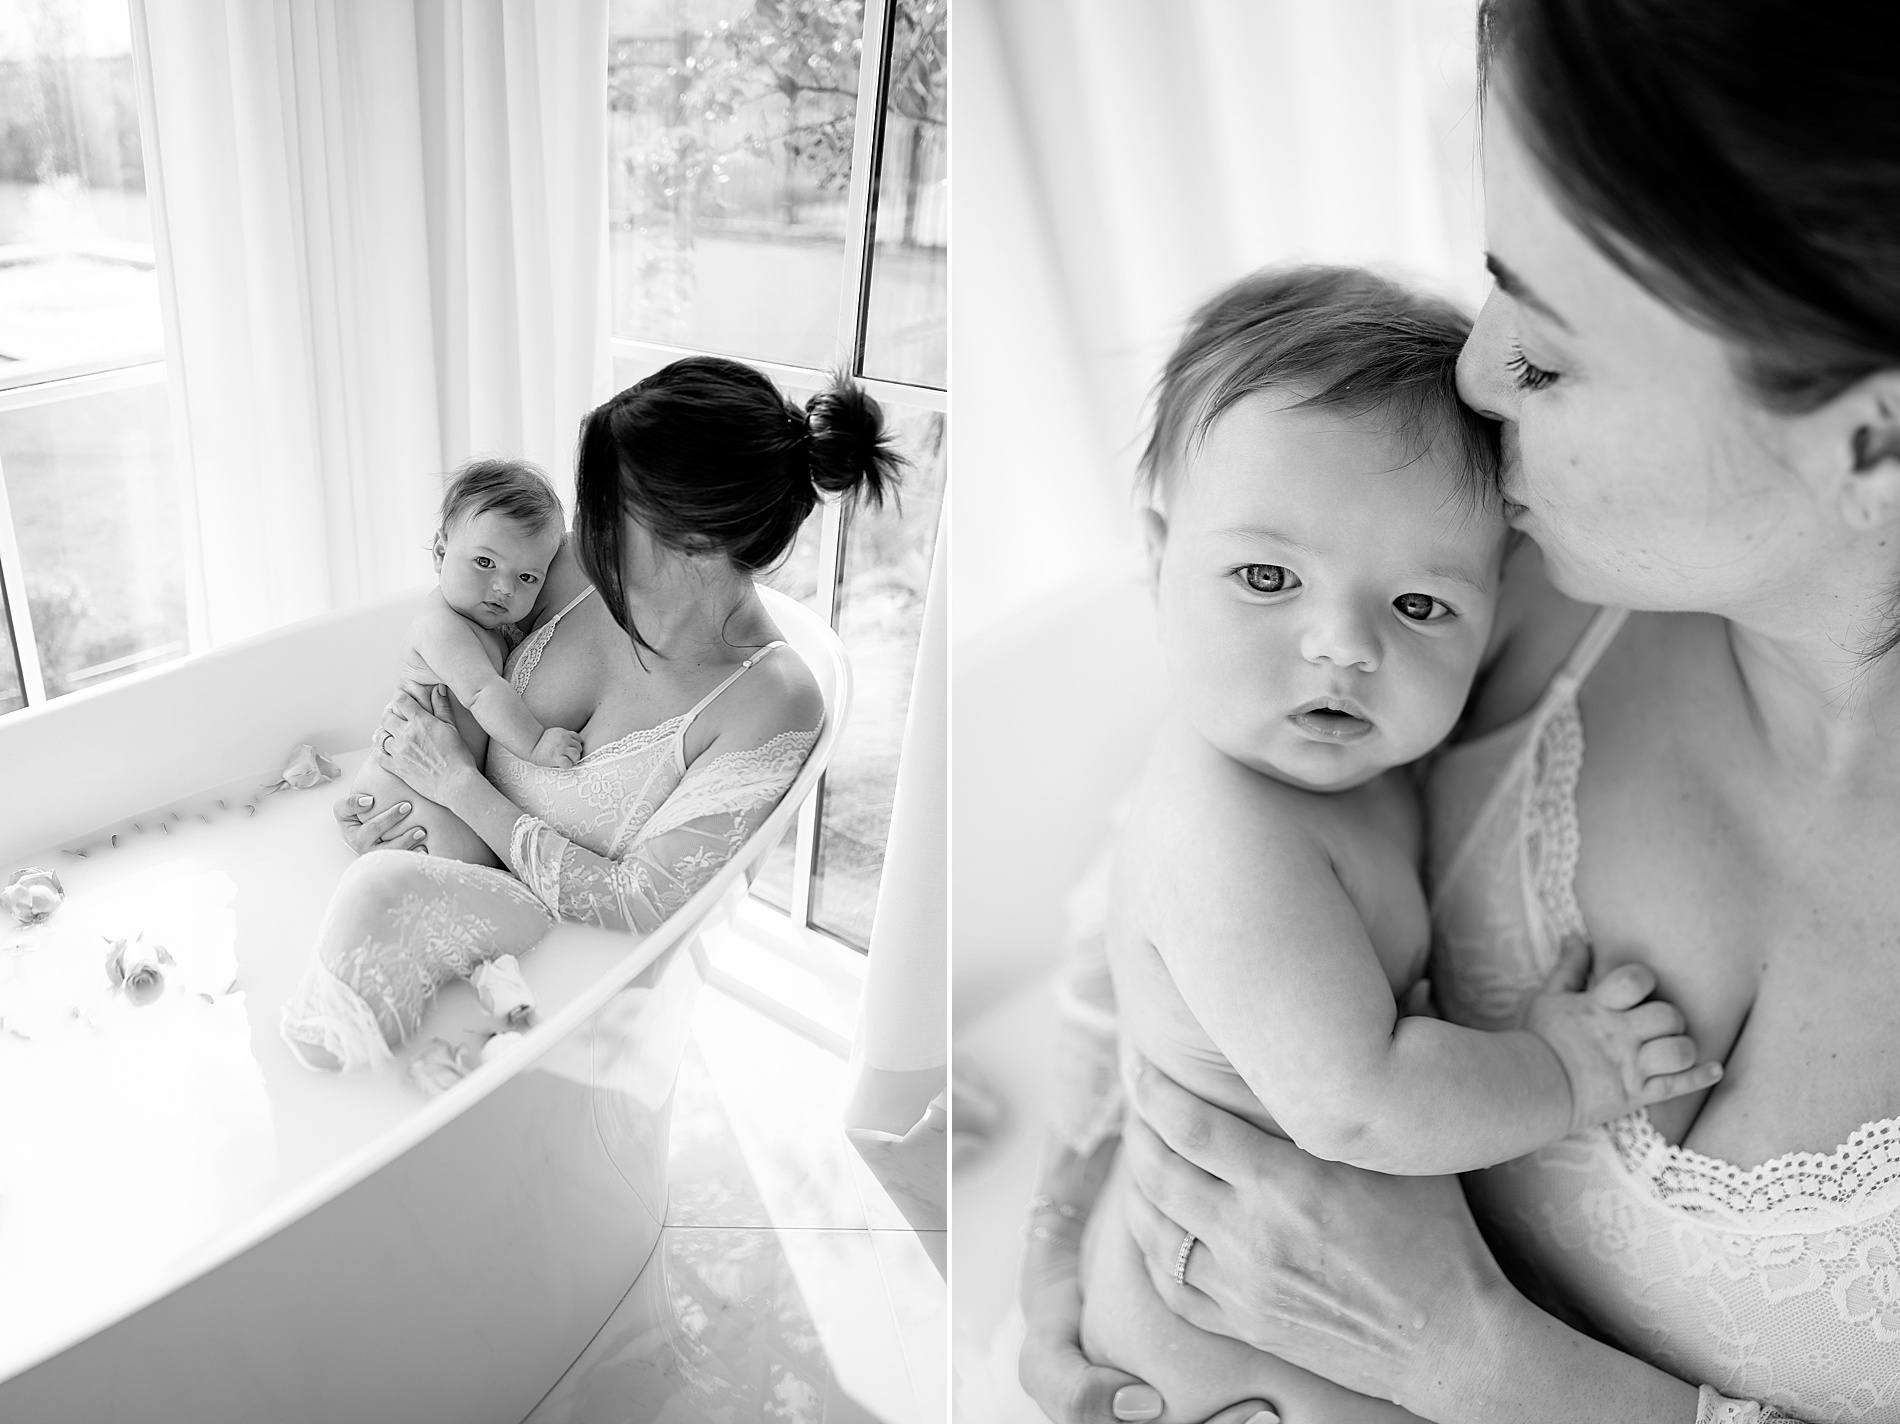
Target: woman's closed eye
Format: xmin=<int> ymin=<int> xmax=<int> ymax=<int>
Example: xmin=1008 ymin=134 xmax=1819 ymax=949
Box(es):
xmin=1505 ymin=343 xmax=1560 ymax=392
xmin=1236 ymin=563 xmax=1300 ymax=595
xmin=1394 ymin=592 xmax=1453 ymax=623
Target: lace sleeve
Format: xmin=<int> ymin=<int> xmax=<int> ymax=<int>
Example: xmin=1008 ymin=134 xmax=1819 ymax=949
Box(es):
xmin=506 ymin=726 xmax=819 ymax=933
xmin=1695 ymin=1386 xmax=1798 ymax=1423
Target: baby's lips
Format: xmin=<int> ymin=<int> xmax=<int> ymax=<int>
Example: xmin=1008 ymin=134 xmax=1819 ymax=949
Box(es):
xmin=2 ymin=867 xmax=64 ymax=926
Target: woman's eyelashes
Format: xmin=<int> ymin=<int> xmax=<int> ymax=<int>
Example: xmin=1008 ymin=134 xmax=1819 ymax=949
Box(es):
xmin=1236 ymin=563 xmax=1300 ymax=594
xmin=1505 ymin=343 xmax=1560 ymax=392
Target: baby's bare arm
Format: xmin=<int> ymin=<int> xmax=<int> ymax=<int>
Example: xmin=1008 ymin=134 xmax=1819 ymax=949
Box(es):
xmin=1139 ymin=755 xmax=1714 ymax=1174
xmin=408 ymin=602 xmax=556 ymax=763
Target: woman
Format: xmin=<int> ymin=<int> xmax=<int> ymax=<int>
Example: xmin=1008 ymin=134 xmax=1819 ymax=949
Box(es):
xmin=1019 ymin=1 xmax=1900 ymax=1420
xmin=280 ymin=355 xmax=900 ymax=1071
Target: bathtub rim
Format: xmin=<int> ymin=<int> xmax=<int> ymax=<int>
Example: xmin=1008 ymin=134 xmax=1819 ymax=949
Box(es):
xmin=0 ymin=582 xmax=852 ymax=1387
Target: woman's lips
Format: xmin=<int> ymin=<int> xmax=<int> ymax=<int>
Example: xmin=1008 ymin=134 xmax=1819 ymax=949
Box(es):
xmin=1288 ymin=699 xmax=1374 ymax=743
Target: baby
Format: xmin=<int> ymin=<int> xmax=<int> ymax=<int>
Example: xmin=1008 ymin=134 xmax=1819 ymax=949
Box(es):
xmin=1079 ymin=267 xmax=1721 ymax=1419
xmin=351 ymin=459 xmax=583 ymax=868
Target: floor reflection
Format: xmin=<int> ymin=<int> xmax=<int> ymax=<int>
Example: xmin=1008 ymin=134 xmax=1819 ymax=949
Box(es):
xmin=526 ymin=967 xmax=944 ymax=1424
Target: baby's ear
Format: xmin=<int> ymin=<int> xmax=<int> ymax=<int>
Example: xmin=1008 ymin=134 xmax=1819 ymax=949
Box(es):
xmin=431 ymin=534 xmax=446 ymax=569
xmin=1139 ymin=506 xmax=1168 ymax=595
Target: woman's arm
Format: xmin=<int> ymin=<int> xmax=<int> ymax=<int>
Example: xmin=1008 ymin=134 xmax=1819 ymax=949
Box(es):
xmin=373 ymin=686 xmax=521 ymax=858
xmin=1120 ymin=1063 xmax=1705 ymax=1422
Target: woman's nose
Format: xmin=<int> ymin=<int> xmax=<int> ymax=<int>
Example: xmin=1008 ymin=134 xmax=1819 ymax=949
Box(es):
xmin=1301 ymin=603 xmax=1380 ymax=672
xmin=1455 ymin=289 xmax=1520 ymax=424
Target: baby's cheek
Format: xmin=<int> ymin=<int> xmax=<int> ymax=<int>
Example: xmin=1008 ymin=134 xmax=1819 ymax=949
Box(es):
xmin=1391 ymin=646 xmax=1483 ymax=757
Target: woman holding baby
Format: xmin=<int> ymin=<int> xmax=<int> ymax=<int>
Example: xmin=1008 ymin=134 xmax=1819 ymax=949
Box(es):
xmin=1018 ymin=1 xmax=1900 ymax=1421
xmin=278 ymin=355 xmax=900 ymax=1073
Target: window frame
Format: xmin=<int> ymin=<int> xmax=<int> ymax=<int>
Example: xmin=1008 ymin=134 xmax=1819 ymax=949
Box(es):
xmin=0 ymin=1 xmax=202 ymax=711
xmin=607 ymin=0 xmax=946 ymax=948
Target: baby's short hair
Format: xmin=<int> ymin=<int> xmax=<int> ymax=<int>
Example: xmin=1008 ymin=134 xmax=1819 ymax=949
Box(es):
xmin=439 ymin=458 xmax=564 ymax=539
xmin=1137 ymin=265 xmax=1500 ymax=503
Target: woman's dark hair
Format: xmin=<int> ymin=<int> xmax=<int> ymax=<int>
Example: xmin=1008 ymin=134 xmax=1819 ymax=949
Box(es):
xmin=1479 ymin=0 xmax=1900 ymax=415
xmin=438 ymin=458 xmax=563 ymax=540
xmin=1139 ymin=264 xmax=1499 ymax=506
xmin=574 ymin=354 xmax=904 ymax=650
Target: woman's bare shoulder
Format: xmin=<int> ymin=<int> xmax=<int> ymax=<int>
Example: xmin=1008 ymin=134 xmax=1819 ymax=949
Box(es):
xmin=1461 ymin=537 xmax=1602 ymax=738
xmin=697 ymin=644 xmax=826 ymax=756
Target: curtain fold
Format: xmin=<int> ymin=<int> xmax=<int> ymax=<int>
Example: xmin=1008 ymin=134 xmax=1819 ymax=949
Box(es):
xmin=134 ymin=0 xmax=609 ymax=646
xmin=844 ymin=502 xmax=948 ymax=1139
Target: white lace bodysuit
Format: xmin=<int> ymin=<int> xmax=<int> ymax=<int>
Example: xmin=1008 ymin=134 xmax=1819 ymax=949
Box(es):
xmin=1428 ymin=607 xmax=1900 ymax=1423
xmin=281 ymin=586 xmax=819 ymax=1071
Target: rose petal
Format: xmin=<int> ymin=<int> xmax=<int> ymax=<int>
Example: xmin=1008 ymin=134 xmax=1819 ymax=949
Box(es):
xmin=479 ymin=1031 xmax=524 ymax=1064
xmin=3 ymin=868 xmax=65 ymax=926
xmin=278 ymin=744 xmax=343 ymax=791
xmin=123 ymin=965 xmax=165 ymax=1007
xmin=471 ymin=955 xmax=535 ymax=1028
xmin=409 ymin=1038 xmax=470 ymax=1096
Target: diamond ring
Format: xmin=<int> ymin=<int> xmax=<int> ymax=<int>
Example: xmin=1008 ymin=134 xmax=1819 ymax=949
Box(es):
xmin=1173 ymin=1228 xmax=1196 ymax=1287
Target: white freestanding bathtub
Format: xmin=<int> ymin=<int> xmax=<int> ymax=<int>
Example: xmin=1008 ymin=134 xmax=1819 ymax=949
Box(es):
xmin=0 ymin=583 xmax=848 ymax=1423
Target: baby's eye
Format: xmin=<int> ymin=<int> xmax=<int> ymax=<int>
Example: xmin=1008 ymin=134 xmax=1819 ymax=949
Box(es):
xmin=519 ymin=572 xmax=539 ymax=584
xmin=1393 ymin=592 xmax=1452 ymax=623
xmin=474 ymin=556 xmax=495 ymax=569
xmin=1236 ymin=564 xmax=1300 ymax=595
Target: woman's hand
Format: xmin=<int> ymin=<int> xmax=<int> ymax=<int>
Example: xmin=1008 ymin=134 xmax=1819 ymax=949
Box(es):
xmin=332 ymin=792 xmax=428 ymax=853
xmin=1121 ymin=1062 xmax=1513 ymax=1417
xmin=1019 ymin=1197 xmax=1277 ymax=1424
xmin=374 ymin=685 xmax=477 ymax=805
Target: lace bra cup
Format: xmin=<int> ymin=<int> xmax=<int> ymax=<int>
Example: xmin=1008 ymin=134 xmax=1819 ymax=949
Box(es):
xmin=487 ymin=586 xmax=789 ymax=860
xmin=1427 ymin=606 xmax=1900 ymax=1419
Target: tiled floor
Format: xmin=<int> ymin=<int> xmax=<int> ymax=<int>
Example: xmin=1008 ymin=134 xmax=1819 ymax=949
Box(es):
xmin=524 ymin=927 xmax=946 ymax=1424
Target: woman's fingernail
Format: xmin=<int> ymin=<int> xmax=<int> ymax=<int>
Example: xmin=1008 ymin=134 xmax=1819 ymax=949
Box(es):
xmin=1245 ymin=1412 xmax=1281 ymax=1424
xmin=356 ymin=795 xmax=373 ymax=807
xmin=397 ymin=803 xmax=411 ymax=814
xmin=411 ymin=828 xmax=425 ymax=839
xmin=1112 ymin=1385 xmax=1162 ymax=1421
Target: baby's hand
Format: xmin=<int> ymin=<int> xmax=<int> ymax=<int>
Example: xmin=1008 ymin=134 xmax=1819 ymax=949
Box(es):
xmin=1524 ymin=936 xmax=1723 ymax=1135
xmin=530 ymin=727 xmax=584 ymax=769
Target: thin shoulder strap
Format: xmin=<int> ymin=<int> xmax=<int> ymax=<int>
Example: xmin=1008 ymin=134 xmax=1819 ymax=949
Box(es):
xmin=1547 ymin=605 xmax=1629 ymax=700
xmin=673 ymin=641 xmax=789 ymax=772
xmin=510 ymin=585 xmax=596 ymax=692
xmin=548 ymin=585 xmax=595 ymax=623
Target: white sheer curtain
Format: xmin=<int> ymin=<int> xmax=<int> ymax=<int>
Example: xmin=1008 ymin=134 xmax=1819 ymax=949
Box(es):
xmin=956 ymin=0 xmax=1483 ymax=649
xmin=845 ymin=503 xmax=947 ymax=1140
xmin=132 ymin=0 xmax=610 ymax=646
xmin=953 ymin=0 xmax=1484 ymax=1024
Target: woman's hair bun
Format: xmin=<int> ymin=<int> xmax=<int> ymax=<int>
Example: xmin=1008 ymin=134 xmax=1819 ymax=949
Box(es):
xmin=804 ymin=373 xmax=905 ymax=509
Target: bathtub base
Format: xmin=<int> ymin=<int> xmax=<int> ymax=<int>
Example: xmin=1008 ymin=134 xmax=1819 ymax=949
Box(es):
xmin=0 ymin=941 xmax=701 ymax=1424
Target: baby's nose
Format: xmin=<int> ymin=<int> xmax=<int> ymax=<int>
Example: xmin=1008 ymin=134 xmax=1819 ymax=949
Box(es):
xmin=1301 ymin=606 xmax=1380 ymax=671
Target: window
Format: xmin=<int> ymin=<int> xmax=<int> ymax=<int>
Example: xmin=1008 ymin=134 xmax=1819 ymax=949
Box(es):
xmin=0 ymin=0 xmax=192 ymax=710
xmin=608 ymin=0 xmax=946 ymax=951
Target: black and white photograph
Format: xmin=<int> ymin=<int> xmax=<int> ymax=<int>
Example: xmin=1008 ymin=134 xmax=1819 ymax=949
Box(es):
xmin=0 ymin=1 xmax=944 ymax=1420
xmin=8 ymin=0 xmax=1900 ymax=1420
xmin=952 ymin=3 xmax=1900 ymax=1423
